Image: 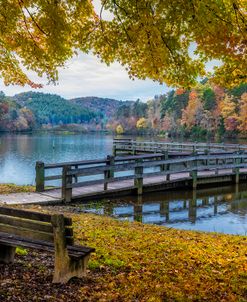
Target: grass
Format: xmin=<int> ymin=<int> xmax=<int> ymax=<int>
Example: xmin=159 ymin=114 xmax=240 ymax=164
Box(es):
xmin=0 ymin=184 xmax=35 ymax=194
xmin=69 ymin=212 xmax=247 ymax=301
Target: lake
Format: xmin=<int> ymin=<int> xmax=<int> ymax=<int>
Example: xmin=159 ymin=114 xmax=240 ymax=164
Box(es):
xmin=0 ymin=132 xmax=114 ymax=185
xmin=0 ymin=132 xmax=247 ymax=235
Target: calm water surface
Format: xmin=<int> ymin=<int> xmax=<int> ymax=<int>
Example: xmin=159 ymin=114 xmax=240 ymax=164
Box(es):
xmin=75 ymin=185 xmax=247 ymax=235
xmin=0 ymin=133 xmax=247 ymax=235
xmin=0 ymin=133 xmax=114 ymax=185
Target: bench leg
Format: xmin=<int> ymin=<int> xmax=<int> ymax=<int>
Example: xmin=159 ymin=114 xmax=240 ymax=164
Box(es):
xmin=53 ymin=254 xmax=90 ymax=284
xmin=0 ymin=244 xmax=16 ymax=264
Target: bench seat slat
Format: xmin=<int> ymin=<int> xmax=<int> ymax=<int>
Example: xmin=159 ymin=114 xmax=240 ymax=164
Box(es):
xmin=0 ymin=232 xmax=95 ymax=258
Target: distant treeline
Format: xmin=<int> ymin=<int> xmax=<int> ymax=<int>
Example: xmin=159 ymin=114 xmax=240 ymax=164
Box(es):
xmin=106 ymin=81 xmax=247 ymax=139
xmin=0 ymin=80 xmax=247 ymax=138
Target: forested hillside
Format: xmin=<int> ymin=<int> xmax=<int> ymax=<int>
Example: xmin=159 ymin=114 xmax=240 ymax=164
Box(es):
xmin=0 ymin=81 xmax=247 ymax=138
xmin=14 ymin=92 xmax=98 ymax=126
xmin=107 ymin=81 xmax=247 ymax=139
xmin=70 ymin=97 xmax=133 ymax=119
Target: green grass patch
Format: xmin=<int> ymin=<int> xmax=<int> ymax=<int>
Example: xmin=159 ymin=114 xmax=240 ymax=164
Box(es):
xmin=16 ymin=247 xmax=28 ymax=256
xmin=0 ymin=184 xmax=35 ymax=194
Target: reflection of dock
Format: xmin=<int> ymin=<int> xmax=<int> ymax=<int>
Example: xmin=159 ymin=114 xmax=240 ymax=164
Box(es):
xmin=88 ymin=190 xmax=247 ymax=225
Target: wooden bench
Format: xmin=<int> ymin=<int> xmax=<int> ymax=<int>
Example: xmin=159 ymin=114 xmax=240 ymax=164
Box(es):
xmin=0 ymin=206 xmax=95 ymax=283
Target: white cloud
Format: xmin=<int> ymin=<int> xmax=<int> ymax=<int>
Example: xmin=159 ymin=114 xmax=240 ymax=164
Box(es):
xmin=0 ymin=52 xmax=169 ymax=101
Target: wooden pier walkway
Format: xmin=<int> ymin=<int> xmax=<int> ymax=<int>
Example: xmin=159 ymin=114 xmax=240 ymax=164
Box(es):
xmin=2 ymin=141 xmax=247 ymax=205
xmin=32 ymin=143 xmax=247 ymax=203
xmin=113 ymin=138 xmax=247 ymax=156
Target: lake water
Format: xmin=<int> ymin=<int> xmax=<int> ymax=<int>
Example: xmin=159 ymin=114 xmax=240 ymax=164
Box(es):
xmin=76 ymin=184 xmax=247 ymax=235
xmin=0 ymin=132 xmax=247 ymax=235
xmin=0 ymin=133 xmax=114 ymax=185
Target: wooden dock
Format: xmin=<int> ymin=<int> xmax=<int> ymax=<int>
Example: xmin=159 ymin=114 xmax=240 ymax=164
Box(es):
xmin=112 ymin=138 xmax=247 ymax=156
xmin=33 ymin=143 xmax=247 ymax=203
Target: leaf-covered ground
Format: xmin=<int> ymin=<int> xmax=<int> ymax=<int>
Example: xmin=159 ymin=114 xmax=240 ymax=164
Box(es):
xmin=0 ymin=210 xmax=247 ymax=302
xmin=0 ymin=184 xmax=35 ymax=194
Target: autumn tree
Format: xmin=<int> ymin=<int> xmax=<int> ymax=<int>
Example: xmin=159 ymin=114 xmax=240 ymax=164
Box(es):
xmin=116 ymin=124 xmax=124 ymax=134
xmin=238 ymin=93 xmax=247 ymax=132
xmin=181 ymin=91 xmax=203 ymax=129
xmin=136 ymin=117 xmax=147 ymax=130
xmin=219 ymin=94 xmax=238 ymax=131
xmin=0 ymin=0 xmax=246 ymax=88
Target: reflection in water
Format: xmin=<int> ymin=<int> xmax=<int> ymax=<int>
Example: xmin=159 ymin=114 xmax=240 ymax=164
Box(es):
xmin=77 ymin=184 xmax=247 ymax=235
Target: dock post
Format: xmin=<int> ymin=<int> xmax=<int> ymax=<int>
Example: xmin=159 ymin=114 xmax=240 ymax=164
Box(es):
xmin=62 ymin=165 xmax=72 ymax=203
xmin=135 ymin=158 xmax=143 ymax=195
xmin=160 ymin=201 xmax=169 ymax=222
xmin=104 ymin=155 xmax=114 ymax=190
xmin=134 ymin=202 xmax=143 ymax=222
xmin=189 ymin=193 xmax=197 ymax=223
xmin=166 ymin=163 xmax=170 ymax=181
xmin=190 ymin=154 xmax=198 ymax=189
xmin=160 ymin=153 xmax=166 ymax=172
xmin=112 ymin=144 xmax=117 ymax=156
xmin=104 ymin=169 xmax=109 ymax=191
xmin=234 ymin=155 xmax=240 ymax=184
xmin=35 ymin=161 xmax=45 ymax=192
xmin=108 ymin=155 xmax=115 ymax=178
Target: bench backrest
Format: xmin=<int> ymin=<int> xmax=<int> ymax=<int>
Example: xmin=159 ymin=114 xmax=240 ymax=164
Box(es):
xmin=0 ymin=207 xmax=74 ymax=245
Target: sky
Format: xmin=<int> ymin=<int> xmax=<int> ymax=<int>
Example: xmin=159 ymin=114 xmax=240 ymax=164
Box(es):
xmin=0 ymin=53 xmax=169 ymax=101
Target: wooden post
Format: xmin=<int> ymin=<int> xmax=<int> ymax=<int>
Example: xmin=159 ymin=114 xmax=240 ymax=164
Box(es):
xmin=234 ymin=156 xmax=240 ymax=184
xmin=215 ymin=158 xmax=219 ymax=175
xmin=112 ymin=144 xmax=117 ymax=156
xmin=104 ymin=169 xmax=109 ymax=191
xmin=204 ymin=149 xmax=209 ymax=166
xmin=189 ymin=190 xmax=197 ymax=223
xmin=160 ymin=201 xmax=169 ymax=222
xmin=108 ymin=155 xmax=115 ymax=178
xmin=62 ymin=165 xmax=72 ymax=203
xmin=190 ymin=154 xmax=198 ymax=189
xmin=134 ymin=159 xmax=143 ymax=195
xmin=166 ymin=163 xmax=170 ymax=181
xmin=74 ymin=165 xmax=78 ymax=183
xmin=160 ymin=154 xmax=166 ymax=172
xmin=35 ymin=161 xmax=45 ymax=192
xmin=0 ymin=244 xmax=16 ymax=264
xmin=104 ymin=155 xmax=114 ymax=190
xmin=51 ymin=214 xmax=90 ymax=284
xmin=134 ymin=203 xmax=143 ymax=222
xmin=193 ymin=142 xmax=197 ymax=155
xmin=214 ymin=197 xmax=218 ymax=215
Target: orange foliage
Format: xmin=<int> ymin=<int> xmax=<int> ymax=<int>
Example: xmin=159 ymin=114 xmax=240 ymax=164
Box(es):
xmin=181 ymin=90 xmax=203 ymax=129
xmin=175 ymin=88 xmax=185 ymax=95
xmin=238 ymin=93 xmax=247 ymax=132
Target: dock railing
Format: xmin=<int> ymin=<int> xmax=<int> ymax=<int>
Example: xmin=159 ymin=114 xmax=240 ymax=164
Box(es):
xmin=35 ymin=153 xmax=164 ymax=192
xmin=113 ymin=139 xmax=247 ymax=155
xmin=60 ymin=152 xmax=247 ymax=202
